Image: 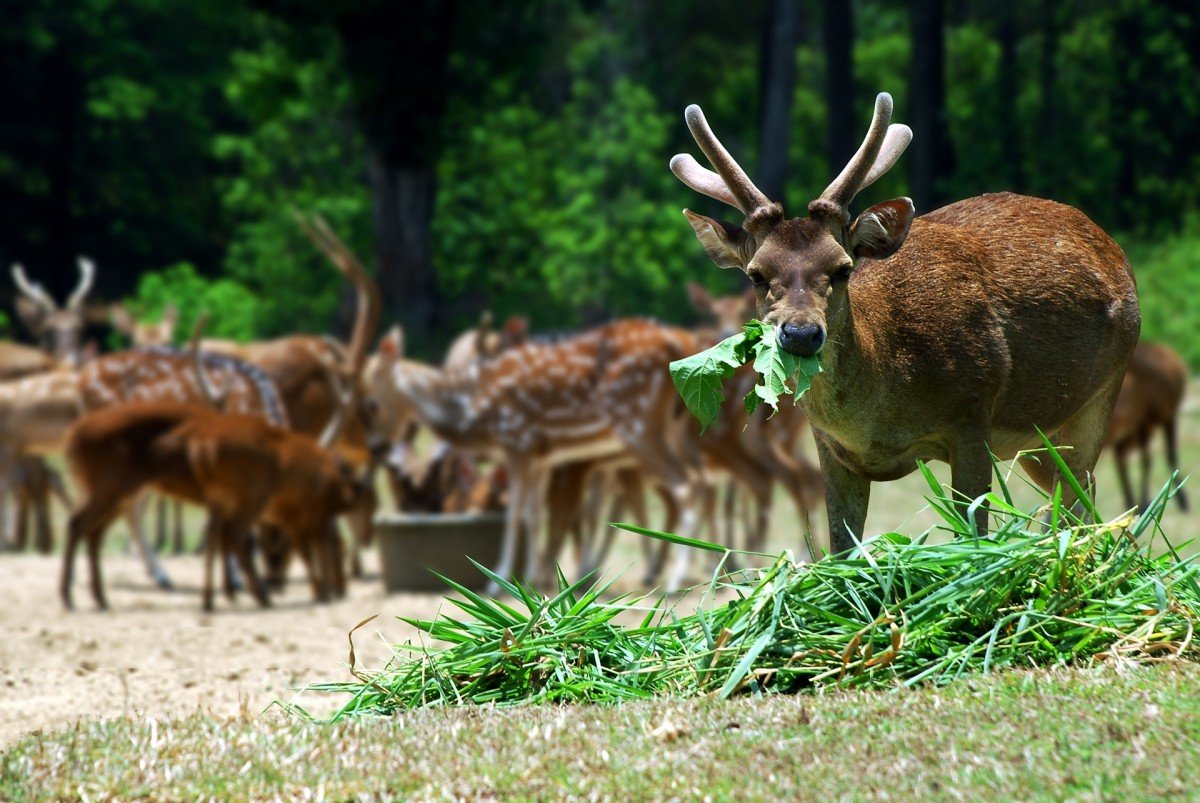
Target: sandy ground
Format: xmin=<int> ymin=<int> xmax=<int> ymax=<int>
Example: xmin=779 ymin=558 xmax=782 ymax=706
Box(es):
xmin=0 ymin=550 xmax=443 ymax=747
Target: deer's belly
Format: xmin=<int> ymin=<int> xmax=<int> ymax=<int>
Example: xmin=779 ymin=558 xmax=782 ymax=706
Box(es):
xmin=815 ymin=424 xmax=953 ymax=482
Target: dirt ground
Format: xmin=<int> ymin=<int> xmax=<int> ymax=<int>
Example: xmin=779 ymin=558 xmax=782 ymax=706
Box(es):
xmin=0 ymin=550 xmax=443 ymax=747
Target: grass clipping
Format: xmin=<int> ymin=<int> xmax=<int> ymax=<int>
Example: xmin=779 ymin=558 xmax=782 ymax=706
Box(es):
xmin=305 ymin=469 xmax=1199 ymax=720
xmin=669 ymin=319 xmax=822 ymax=431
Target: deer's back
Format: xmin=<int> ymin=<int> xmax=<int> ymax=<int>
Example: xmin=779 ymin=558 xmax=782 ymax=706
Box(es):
xmin=66 ymin=403 xmax=204 ymax=494
xmin=807 ymin=193 xmax=1139 ymax=472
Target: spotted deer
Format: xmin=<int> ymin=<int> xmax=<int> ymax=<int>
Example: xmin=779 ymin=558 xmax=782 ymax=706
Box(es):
xmin=390 ymin=319 xmax=712 ymax=591
xmin=687 ymin=283 xmax=824 ymax=552
xmin=10 ymin=257 xmax=95 ymax=367
xmin=77 ymin=343 xmax=290 ymax=585
xmin=443 ymin=312 xmax=531 ymax=371
xmin=0 ymin=369 xmax=81 ymax=553
xmin=671 ymin=92 xmax=1140 ymax=552
xmin=109 ymin=302 xmax=185 ymax=549
xmin=1105 ymin=342 xmax=1189 ymax=513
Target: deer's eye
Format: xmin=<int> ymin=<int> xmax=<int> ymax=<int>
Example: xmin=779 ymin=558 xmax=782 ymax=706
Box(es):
xmin=747 ymin=270 xmax=767 ymax=288
xmin=831 ymin=265 xmax=853 ymax=283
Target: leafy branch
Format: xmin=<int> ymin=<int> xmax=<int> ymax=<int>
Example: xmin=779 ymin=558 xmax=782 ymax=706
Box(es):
xmin=668 ymin=320 xmax=822 ymax=431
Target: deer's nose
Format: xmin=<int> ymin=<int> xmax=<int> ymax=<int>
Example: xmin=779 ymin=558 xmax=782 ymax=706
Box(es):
xmin=777 ymin=322 xmax=825 ymax=357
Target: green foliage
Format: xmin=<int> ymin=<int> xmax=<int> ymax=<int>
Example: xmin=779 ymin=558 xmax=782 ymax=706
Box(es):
xmin=1123 ymin=214 xmax=1200 ymax=370
xmin=668 ymin=320 xmax=821 ymax=431
xmin=127 ymin=263 xmax=260 ymax=344
xmin=435 ymin=75 xmax=698 ymax=331
xmin=1 ymin=0 xmax=1197 ymax=349
xmin=214 ymin=16 xmax=372 ymax=338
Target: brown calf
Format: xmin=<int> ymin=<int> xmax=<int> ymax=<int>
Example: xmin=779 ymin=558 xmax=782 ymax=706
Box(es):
xmin=62 ymin=402 xmax=374 ymax=611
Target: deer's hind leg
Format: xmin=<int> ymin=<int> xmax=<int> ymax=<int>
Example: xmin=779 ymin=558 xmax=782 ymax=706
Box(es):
xmin=1019 ymin=378 xmax=1122 ymax=520
xmin=63 ymin=495 xmax=124 ymax=611
xmin=1165 ymin=420 xmax=1189 ymax=511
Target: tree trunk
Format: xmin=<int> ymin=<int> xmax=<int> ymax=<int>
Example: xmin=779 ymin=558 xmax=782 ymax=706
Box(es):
xmin=996 ymin=2 xmax=1022 ymax=192
xmin=823 ymin=0 xmax=856 ymax=177
xmin=757 ymin=0 xmax=801 ymax=204
xmin=909 ymin=0 xmax=954 ymax=213
xmin=367 ymin=154 xmax=439 ymax=347
xmin=1033 ymin=0 xmax=1059 ymax=198
xmin=1111 ymin=6 xmax=1143 ymax=227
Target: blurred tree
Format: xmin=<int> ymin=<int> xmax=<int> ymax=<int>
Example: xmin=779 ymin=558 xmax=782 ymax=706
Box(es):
xmin=757 ymin=0 xmax=801 ymax=205
xmin=909 ymin=0 xmax=955 ymax=212
xmin=0 ymin=0 xmax=244 ymax=307
xmin=822 ymin=0 xmax=856 ymax=179
xmin=995 ymin=2 xmax=1022 ymax=192
xmin=1031 ymin=0 xmax=1060 ymax=201
xmin=214 ymin=15 xmax=370 ymax=338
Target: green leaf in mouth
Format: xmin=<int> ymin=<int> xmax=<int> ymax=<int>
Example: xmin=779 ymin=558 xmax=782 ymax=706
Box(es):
xmin=668 ymin=320 xmax=822 ymax=430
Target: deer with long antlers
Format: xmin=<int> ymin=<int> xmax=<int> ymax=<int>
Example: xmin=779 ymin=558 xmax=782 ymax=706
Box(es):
xmin=201 ymin=214 xmax=383 ymax=462
xmin=10 ymin=257 xmax=95 ymax=367
xmin=671 ymin=92 xmax=1140 ymax=551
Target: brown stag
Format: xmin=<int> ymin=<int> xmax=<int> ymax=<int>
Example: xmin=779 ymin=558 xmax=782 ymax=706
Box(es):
xmin=671 ymin=92 xmax=1140 ymax=552
xmin=1106 ymin=341 xmax=1189 ymax=512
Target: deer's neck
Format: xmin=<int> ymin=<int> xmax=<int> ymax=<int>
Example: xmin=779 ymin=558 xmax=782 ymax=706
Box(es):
xmin=394 ymin=359 xmax=484 ymax=445
xmin=802 ymin=291 xmax=868 ymax=426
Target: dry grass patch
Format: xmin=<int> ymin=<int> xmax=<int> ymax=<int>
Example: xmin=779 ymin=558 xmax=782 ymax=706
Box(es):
xmin=4 ymin=663 xmax=1200 ymax=800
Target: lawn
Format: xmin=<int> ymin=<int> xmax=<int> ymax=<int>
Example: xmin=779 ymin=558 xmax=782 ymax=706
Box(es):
xmin=4 ymin=663 xmax=1199 ymax=800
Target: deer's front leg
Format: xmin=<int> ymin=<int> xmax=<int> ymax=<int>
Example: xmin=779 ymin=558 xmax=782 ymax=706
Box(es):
xmin=813 ymin=436 xmax=870 ymax=556
xmin=950 ymin=435 xmax=992 ymax=537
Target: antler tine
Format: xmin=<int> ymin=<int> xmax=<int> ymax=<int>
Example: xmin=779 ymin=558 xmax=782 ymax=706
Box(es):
xmin=860 ymin=124 xmax=913 ymax=192
xmin=668 ymin=154 xmax=741 ymax=210
xmin=679 ymin=104 xmax=773 ymax=216
xmin=10 ymin=264 xmax=55 ymax=311
xmin=68 ymin=257 xmax=96 ymax=310
xmin=816 ymin=93 xmax=906 ymax=216
xmin=189 ymin=311 xmax=232 ymax=410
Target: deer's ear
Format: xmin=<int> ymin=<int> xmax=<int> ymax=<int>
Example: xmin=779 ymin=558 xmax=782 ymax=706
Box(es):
xmin=683 ymin=210 xmax=755 ymax=269
xmin=848 ymin=198 xmax=915 ymax=260
xmin=686 ymin=281 xmax=712 ymax=311
xmin=378 ymin=325 xmax=404 ymax=359
xmin=109 ymin=304 xmax=134 ymax=334
xmin=15 ymin=297 xmax=45 ymax=334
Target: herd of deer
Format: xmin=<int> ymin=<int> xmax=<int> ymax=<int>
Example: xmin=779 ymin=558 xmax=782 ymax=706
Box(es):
xmin=0 ymin=93 xmax=1190 ymax=612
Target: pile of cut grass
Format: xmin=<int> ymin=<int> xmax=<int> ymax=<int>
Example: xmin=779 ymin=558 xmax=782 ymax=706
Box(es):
xmin=302 ymin=453 xmax=1198 ymax=721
